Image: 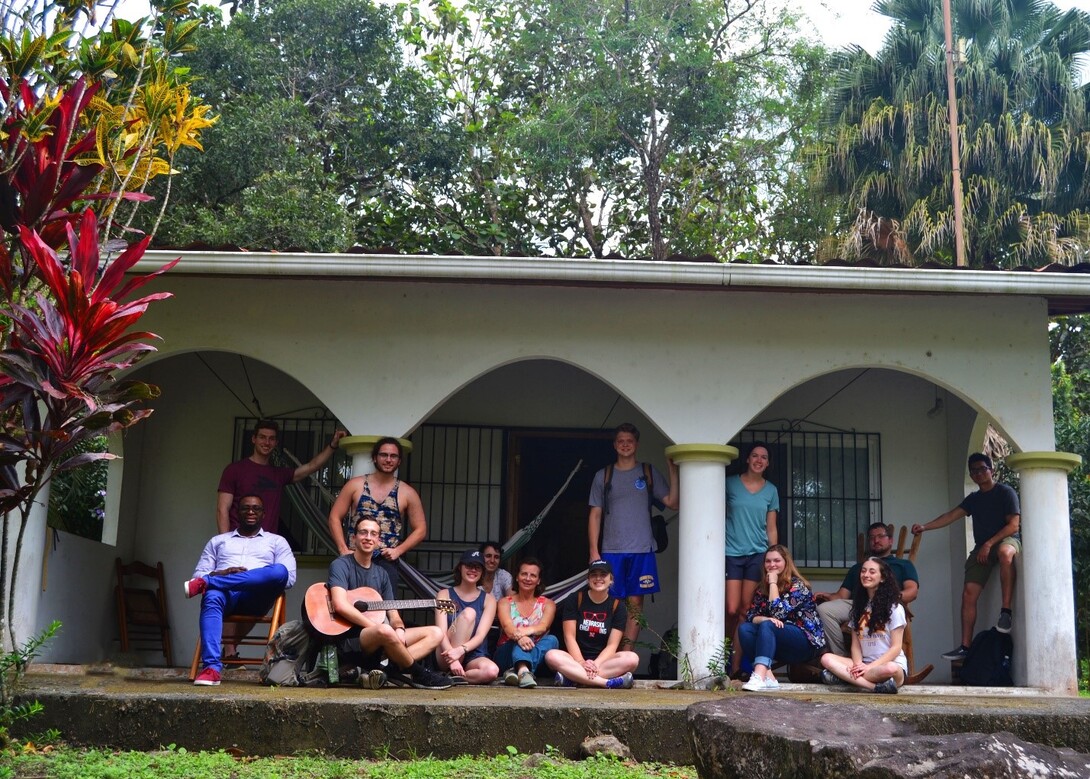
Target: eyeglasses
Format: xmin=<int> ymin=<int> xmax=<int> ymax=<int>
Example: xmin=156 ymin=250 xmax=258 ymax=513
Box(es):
xmin=355 ymin=529 xmax=381 ymax=538
xmin=968 ymin=466 xmax=991 ymax=475
xmin=239 ymin=505 xmax=264 ymax=514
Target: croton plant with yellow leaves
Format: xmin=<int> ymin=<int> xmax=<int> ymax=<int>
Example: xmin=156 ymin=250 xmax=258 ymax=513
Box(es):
xmin=0 ymin=0 xmax=214 ymax=654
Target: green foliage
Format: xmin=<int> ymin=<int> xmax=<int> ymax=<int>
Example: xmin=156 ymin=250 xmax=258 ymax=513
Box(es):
xmin=403 ymin=0 xmax=827 ymax=260
xmin=0 ymin=621 xmax=59 ymax=749
xmin=160 ymin=0 xmax=826 ymax=260
xmin=3 ymin=746 xmax=697 ymax=778
xmin=151 ymin=0 xmax=437 ymax=252
xmin=815 ymin=0 xmax=1090 ymax=266
xmin=48 ymin=435 xmax=108 ymax=541
xmin=1051 ymin=315 xmax=1090 ymax=682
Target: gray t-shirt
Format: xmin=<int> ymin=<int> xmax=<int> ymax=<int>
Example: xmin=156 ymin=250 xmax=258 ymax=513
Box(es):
xmin=589 ymin=463 xmax=668 ymax=554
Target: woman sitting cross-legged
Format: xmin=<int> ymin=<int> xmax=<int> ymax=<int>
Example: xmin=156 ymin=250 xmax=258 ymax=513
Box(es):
xmin=434 ymin=549 xmax=500 ymax=685
xmin=820 ymin=556 xmax=906 ymax=694
xmin=739 ymin=544 xmax=826 ymax=691
xmin=494 ymin=557 xmax=558 ymax=688
xmin=545 ymin=560 xmax=638 ymax=689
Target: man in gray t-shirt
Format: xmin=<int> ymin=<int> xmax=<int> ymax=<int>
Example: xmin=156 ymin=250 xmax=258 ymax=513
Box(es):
xmin=588 ymin=423 xmax=677 ymax=647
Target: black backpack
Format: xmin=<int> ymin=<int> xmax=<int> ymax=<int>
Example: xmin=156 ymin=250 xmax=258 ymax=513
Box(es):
xmin=959 ymin=627 xmax=1013 ymax=686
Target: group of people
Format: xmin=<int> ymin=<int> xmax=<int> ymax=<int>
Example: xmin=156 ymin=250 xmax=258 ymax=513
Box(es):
xmin=186 ymin=422 xmax=638 ymax=689
xmin=185 ymin=419 xmax=1022 ymax=693
xmin=723 ymin=441 xmax=1020 ymax=694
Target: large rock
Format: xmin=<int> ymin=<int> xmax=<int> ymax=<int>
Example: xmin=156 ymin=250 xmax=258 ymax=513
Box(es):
xmin=688 ymin=697 xmax=1090 ymax=778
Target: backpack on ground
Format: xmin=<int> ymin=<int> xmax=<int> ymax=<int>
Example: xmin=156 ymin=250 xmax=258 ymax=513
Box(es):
xmin=959 ymin=627 xmax=1013 ymax=687
xmin=260 ymin=619 xmax=328 ymax=687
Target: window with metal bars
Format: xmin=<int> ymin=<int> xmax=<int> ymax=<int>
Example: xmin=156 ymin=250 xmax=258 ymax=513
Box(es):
xmin=230 ymin=416 xmax=349 ymax=554
xmin=403 ymin=425 xmax=506 ymax=577
xmin=733 ymin=429 xmax=882 ymax=569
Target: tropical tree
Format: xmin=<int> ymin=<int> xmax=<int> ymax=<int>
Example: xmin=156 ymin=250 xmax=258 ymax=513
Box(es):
xmin=0 ymin=0 xmax=214 ymax=652
xmin=816 ymin=0 xmax=1090 ymax=266
xmin=150 ymin=0 xmax=436 ymax=251
xmin=407 ymin=0 xmax=827 ymax=260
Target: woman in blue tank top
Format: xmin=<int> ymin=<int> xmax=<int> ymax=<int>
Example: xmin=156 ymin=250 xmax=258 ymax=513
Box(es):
xmin=434 ymin=549 xmax=499 ymax=684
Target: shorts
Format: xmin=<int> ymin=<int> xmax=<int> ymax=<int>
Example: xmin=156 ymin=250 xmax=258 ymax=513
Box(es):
xmin=725 ymin=552 xmax=764 ymax=582
xmin=964 ymin=537 xmax=1021 ymax=586
xmin=601 ymin=552 xmax=660 ymax=598
xmin=335 ymin=632 xmax=385 ymax=670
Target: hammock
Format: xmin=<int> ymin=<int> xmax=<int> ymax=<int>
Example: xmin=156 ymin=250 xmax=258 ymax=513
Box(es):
xmin=279 ymin=449 xmax=590 ymax=599
xmin=396 ymin=458 xmax=589 ymax=601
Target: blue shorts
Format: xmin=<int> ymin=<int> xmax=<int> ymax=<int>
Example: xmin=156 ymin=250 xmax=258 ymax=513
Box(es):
xmin=601 ymin=552 xmax=660 ymax=598
xmin=725 ymin=552 xmax=764 ymax=582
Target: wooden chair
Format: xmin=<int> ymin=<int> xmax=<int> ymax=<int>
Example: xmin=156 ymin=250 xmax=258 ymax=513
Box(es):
xmin=115 ymin=558 xmax=174 ymax=667
xmin=853 ymin=525 xmax=934 ymax=685
xmin=188 ymin=591 xmax=287 ymax=679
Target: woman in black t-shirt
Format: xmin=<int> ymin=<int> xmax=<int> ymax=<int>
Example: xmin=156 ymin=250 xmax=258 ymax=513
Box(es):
xmin=545 ymin=560 xmax=638 ymax=688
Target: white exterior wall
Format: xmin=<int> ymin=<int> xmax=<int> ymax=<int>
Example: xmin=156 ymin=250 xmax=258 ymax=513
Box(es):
xmin=30 ymin=271 xmax=1062 ymax=685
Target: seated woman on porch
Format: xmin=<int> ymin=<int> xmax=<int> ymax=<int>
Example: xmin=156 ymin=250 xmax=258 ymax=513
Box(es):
xmin=739 ymin=544 xmax=825 ymax=692
xmin=479 ymin=541 xmax=513 ymax=601
xmin=545 ymin=560 xmax=637 ymax=689
xmin=434 ymin=549 xmax=500 ymax=685
xmin=494 ymin=557 xmax=558 ymax=688
xmin=820 ymin=557 xmax=906 ymax=694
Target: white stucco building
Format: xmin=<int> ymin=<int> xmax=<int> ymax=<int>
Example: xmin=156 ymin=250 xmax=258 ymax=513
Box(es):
xmin=11 ymin=253 xmax=1086 ymax=693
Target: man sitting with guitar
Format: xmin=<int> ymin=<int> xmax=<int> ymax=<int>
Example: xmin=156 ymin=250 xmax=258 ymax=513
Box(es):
xmin=324 ymin=516 xmax=452 ymax=689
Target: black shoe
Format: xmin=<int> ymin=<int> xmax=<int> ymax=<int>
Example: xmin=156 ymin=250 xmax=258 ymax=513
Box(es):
xmin=409 ymin=663 xmax=453 ymax=690
xmin=941 ymin=645 xmax=969 ymax=661
xmin=385 ymin=668 xmax=413 ymax=688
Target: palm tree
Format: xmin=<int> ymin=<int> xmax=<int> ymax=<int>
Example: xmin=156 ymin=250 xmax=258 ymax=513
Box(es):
xmin=816 ymin=0 xmax=1090 ymax=267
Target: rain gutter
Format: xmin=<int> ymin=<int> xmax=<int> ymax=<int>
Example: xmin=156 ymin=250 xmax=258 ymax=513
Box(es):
xmin=135 ymin=251 xmax=1090 ymax=309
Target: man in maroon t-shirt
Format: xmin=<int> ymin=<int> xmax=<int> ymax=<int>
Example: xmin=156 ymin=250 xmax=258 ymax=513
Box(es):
xmin=217 ymin=419 xmax=345 ymax=533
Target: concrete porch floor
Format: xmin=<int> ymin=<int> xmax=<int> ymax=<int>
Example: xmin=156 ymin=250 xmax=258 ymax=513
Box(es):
xmin=14 ymin=665 xmax=1090 ymax=764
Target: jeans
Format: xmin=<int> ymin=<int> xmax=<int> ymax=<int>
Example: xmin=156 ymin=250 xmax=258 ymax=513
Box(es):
xmin=738 ymin=619 xmax=817 ymax=669
xmin=199 ymin=564 xmax=289 ymax=671
xmin=493 ymin=633 xmax=559 ymax=674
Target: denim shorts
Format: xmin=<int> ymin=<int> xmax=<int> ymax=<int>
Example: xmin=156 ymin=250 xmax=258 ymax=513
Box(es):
xmin=725 ymin=552 xmax=764 ymax=582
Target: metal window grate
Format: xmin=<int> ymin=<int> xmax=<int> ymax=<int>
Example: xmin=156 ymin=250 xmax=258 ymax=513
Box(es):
xmin=734 ymin=429 xmax=882 ymax=568
xmin=231 ymin=416 xmax=348 ymax=554
xmin=404 ymin=425 xmax=506 ymax=576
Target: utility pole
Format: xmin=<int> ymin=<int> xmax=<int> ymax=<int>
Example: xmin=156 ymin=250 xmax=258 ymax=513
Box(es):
xmin=942 ymin=0 xmax=967 ymax=267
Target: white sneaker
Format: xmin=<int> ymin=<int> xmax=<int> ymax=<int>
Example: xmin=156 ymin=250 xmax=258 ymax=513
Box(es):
xmin=742 ymin=675 xmax=766 ymax=692
xmin=763 ymin=674 xmax=780 ymax=690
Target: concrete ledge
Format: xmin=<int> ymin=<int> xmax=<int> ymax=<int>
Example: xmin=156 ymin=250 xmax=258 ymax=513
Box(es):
xmin=15 ymin=670 xmax=1090 ymax=762
xmin=16 ymin=669 xmax=717 ymax=762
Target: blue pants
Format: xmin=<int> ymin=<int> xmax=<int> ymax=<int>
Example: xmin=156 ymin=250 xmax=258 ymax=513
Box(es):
xmin=738 ymin=619 xmax=816 ymax=669
xmin=493 ymin=634 xmax=559 ymax=674
xmin=199 ymin=564 xmax=289 ymax=671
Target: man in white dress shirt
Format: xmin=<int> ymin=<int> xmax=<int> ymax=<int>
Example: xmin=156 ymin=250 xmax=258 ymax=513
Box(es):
xmin=184 ymin=494 xmax=296 ymax=685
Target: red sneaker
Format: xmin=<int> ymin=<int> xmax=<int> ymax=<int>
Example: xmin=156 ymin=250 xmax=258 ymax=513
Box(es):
xmin=193 ymin=667 xmax=221 ymax=686
xmin=182 ymin=577 xmax=206 ymax=599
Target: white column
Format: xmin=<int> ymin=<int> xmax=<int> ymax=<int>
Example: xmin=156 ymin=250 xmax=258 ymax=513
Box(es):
xmin=665 ymin=443 xmax=736 ymax=687
xmin=1 ymin=482 xmax=49 ymax=651
xmin=1006 ymin=451 xmax=1081 ymax=695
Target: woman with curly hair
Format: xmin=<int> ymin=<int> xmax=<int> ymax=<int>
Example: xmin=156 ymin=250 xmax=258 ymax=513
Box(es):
xmin=738 ymin=544 xmax=825 ymax=691
xmin=820 ymin=557 xmax=906 ymax=694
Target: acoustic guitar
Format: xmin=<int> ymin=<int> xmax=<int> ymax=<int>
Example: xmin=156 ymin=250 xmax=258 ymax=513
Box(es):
xmin=303 ymin=582 xmax=456 ymax=638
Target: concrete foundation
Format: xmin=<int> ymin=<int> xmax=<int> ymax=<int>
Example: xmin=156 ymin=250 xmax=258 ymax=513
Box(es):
xmin=14 ymin=666 xmax=1090 ymax=764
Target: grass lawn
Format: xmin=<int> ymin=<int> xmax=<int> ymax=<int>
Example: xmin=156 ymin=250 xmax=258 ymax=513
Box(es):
xmin=2 ymin=744 xmax=697 ymax=779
